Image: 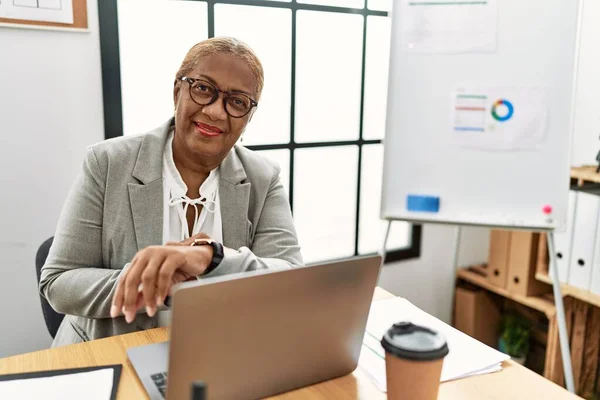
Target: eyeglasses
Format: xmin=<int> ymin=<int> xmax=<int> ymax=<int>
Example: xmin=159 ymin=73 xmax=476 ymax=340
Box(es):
xmin=179 ymin=77 xmax=258 ymax=118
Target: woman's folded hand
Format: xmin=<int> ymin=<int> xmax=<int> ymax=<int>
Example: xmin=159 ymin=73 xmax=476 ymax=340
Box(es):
xmin=110 ymin=243 xmax=213 ymax=323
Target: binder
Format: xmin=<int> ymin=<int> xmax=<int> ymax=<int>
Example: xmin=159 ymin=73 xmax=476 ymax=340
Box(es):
xmin=551 ymin=190 xmax=578 ymax=283
xmin=506 ymin=231 xmax=548 ymax=296
xmin=590 ymin=204 xmax=600 ymax=295
xmin=487 ymin=230 xmax=511 ymax=289
xmin=567 ymin=191 xmax=600 ymax=291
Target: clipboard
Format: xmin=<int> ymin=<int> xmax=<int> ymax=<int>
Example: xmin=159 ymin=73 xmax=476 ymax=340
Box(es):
xmin=0 ymin=364 xmax=122 ymax=400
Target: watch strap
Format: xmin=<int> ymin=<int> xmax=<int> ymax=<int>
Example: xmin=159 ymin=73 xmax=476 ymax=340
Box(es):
xmin=203 ymin=240 xmax=224 ymax=275
xmin=190 ymin=238 xmax=224 ymax=275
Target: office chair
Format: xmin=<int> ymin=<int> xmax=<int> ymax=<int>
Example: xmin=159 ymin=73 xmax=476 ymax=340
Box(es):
xmin=35 ymin=237 xmax=65 ymax=339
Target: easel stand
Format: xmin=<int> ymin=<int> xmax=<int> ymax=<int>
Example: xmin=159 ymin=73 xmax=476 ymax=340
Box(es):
xmin=547 ymin=231 xmax=575 ymax=392
xmin=381 ymin=221 xmax=575 ymax=393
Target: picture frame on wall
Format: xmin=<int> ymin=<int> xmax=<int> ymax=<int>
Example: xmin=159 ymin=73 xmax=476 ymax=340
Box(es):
xmin=0 ymin=0 xmax=88 ymax=32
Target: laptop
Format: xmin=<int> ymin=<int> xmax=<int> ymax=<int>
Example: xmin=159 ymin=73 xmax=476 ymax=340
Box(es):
xmin=127 ymin=255 xmax=382 ymax=400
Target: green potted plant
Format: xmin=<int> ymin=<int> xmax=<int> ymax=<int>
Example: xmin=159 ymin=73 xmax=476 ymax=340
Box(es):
xmin=498 ymin=314 xmax=530 ymax=365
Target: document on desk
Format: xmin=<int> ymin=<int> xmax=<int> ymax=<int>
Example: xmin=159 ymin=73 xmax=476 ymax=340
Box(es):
xmin=358 ymin=297 xmax=509 ymax=392
xmin=0 ymin=364 xmax=121 ymax=400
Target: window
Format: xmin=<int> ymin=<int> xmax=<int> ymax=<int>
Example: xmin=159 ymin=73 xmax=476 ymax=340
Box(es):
xmin=99 ymin=0 xmax=421 ymax=264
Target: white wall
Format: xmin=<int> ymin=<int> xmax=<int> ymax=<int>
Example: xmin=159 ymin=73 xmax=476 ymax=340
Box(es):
xmin=0 ymin=0 xmax=104 ymax=358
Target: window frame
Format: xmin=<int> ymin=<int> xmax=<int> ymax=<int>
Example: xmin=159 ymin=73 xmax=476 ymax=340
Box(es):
xmin=97 ymin=0 xmax=422 ymax=264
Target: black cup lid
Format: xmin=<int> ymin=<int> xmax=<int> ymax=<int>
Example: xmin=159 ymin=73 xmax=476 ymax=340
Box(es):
xmin=381 ymin=322 xmax=449 ymax=361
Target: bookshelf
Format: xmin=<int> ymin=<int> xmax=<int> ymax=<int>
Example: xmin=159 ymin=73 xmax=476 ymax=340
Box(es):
xmin=453 ymin=166 xmax=600 ymax=398
xmin=458 ymin=268 xmax=555 ymax=318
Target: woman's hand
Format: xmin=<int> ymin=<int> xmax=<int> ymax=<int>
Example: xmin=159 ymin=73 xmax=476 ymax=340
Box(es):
xmin=110 ymin=243 xmax=213 ymax=323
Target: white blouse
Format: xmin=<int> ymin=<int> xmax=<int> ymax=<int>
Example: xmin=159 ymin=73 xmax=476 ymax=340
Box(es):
xmin=158 ymin=130 xmax=223 ymax=326
xmin=161 ymin=130 xmax=223 ymax=245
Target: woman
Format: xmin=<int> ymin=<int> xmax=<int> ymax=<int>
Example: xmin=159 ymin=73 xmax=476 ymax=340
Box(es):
xmin=40 ymin=37 xmax=303 ymax=347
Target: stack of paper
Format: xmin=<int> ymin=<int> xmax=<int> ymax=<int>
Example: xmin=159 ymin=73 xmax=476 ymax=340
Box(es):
xmin=358 ymin=297 xmax=510 ymax=392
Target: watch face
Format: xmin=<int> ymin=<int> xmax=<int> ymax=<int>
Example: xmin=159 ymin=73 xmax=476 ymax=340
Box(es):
xmin=191 ymin=238 xmax=213 ymax=246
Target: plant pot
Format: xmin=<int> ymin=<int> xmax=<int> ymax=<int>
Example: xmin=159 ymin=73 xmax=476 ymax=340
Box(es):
xmin=511 ymin=355 xmax=526 ymax=365
xmin=498 ymin=337 xmax=527 ymax=365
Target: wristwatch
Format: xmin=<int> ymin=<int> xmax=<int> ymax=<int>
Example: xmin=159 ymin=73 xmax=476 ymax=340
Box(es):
xmin=190 ymin=238 xmax=224 ymax=275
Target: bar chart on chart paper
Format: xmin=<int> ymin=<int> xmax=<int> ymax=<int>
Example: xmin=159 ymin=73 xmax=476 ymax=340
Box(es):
xmin=453 ymin=94 xmax=487 ymax=133
xmin=451 ymin=86 xmax=549 ymax=151
xmin=0 ymin=0 xmax=73 ymax=23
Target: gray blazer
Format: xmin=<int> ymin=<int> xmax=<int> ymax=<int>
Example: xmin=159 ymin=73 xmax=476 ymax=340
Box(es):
xmin=40 ymin=119 xmax=303 ymax=347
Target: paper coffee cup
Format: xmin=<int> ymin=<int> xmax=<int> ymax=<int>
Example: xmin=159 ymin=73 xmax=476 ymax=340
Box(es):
xmin=381 ymin=322 xmax=449 ymax=400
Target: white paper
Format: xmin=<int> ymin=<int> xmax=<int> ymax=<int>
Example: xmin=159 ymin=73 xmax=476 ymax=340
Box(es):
xmin=452 ymin=86 xmax=549 ymax=151
xmin=358 ymin=345 xmax=388 ymax=392
xmin=0 ymin=0 xmax=74 ymax=24
xmin=359 ymin=345 xmax=502 ymax=392
xmin=0 ymin=368 xmax=114 ymax=400
xmin=358 ymin=297 xmax=509 ymax=392
xmin=400 ymin=0 xmax=497 ymax=53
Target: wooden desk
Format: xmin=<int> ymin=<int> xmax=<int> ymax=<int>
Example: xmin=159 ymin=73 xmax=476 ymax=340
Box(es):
xmin=0 ymin=288 xmax=580 ymax=399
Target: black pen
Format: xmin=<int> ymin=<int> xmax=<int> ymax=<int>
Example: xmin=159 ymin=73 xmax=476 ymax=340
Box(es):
xmin=191 ymin=381 xmax=206 ymax=400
